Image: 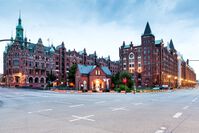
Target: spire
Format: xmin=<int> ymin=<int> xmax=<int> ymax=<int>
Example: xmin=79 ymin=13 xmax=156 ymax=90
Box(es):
xmin=143 ymin=22 xmax=153 ymax=36
xmin=16 ymin=11 xmax=24 ymax=41
xmin=18 ymin=10 xmax=22 ymax=25
xmin=169 ymin=39 xmax=175 ymax=50
xmin=61 ymin=41 xmax=65 ymax=47
xmin=83 ymin=48 xmax=86 ymax=54
xmin=94 ymin=51 xmax=97 ymax=65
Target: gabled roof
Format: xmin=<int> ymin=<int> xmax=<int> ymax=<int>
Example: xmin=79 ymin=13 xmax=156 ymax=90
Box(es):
xmin=77 ymin=64 xmax=112 ymax=76
xmin=78 ymin=64 xmax=96 ymax=75
xmin=101 ymin=66 xmax=112 ymax=76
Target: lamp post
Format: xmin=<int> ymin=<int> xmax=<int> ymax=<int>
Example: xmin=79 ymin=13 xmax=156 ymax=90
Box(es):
xmin=174 ymin=76 xmax=177 ymax=88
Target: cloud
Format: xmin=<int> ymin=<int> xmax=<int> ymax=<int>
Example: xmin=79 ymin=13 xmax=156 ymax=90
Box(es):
xmin=0 ymin=0 xmax=198 ymax=78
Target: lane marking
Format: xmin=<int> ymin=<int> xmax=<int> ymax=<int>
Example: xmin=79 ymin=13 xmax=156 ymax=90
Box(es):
xmin=183 ymin=106 xmax=189 ymax=110
xmin=192 ymin=98 xmax=198 ymax=103
xmin=28 ymin=108 xmax=53 ymax=114
xmin=155 ymin=130 xmax=164 ymax=133
xmin=155 ymin=126 xmax=167 ymax=133
xmin=173 ymin=112 xmax=183 ymax=118
xmin=69 ymin=115 xmax=95 ymax=122
xmin=160 ymin=127 xmax=166 ymax=130
xmin=69 ymin=104 xmax=84 ymax=108
xmin=133 ymin=102 xmax=143 ymax=106
xmin=111 ymin=107 xmax=128 ymax=111
xmin=95 ymin=101 xmax=106 ymax=104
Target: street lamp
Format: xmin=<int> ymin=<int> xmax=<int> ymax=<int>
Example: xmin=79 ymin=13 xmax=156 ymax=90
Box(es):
xmin=174 ymin=76 xmax=177 ymax=88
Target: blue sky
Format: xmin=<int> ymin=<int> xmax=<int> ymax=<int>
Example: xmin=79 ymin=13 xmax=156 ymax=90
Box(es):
xmin=0 ymin=0 xmax=199 ymax=79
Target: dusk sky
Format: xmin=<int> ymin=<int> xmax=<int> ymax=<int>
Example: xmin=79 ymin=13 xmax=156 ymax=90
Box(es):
xmin=0 ymin=0 xmax=198 ymax=78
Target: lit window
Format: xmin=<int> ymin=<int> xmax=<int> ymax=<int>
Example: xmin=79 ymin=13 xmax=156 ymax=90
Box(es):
xmin=96 ymin=70 xmax=100 ymax=75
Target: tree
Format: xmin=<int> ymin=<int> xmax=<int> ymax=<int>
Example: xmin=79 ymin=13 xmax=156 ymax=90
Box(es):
xmin=111 ymin=72 xmax=120 ymax=88
xmin=46 ymin=71 xmax=56 ymax=82
xmin=119 ymin=71 xmax=134 ymax=88
xmin=68 ymin=64 xmax=77 ymax=84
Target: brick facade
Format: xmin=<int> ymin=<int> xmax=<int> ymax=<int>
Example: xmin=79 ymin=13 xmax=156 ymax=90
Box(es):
xmin=3 ymin=17 xmax=119 ymax=88
xmin=119 ymin=22 xmax=196 ymax=88
xmin=75 ymin=65 xmax=111 ymax=91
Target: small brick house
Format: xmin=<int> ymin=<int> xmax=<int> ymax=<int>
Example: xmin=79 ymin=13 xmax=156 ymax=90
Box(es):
xmin=75 ymin=64 xmax=112 ymax=91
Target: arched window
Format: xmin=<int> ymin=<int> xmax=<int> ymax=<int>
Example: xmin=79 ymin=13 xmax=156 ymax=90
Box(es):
xmin=40 ymin=78 xmax=45 ymax=83
xmin=29 ymin=77 xmax=33 ymax=83
xmin=35 ymin=77 xmax=39 ymax=83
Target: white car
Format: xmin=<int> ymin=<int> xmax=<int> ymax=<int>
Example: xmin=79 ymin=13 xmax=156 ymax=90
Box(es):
xmin=152 ymin=87 xmax=160 ymax=90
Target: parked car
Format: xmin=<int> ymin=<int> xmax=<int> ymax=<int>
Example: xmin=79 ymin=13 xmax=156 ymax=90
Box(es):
xmin=152 ymin=87 xmax=161 ymax=90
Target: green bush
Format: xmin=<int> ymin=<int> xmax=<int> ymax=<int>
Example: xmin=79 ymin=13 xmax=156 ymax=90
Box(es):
xmin=125 ymin=87 xmax=132 ymax=93
xmin=114 ymin=84 xmax=134 ymax=93
xmin=114 ymin=88 xmax=121 ymax=92
xmin=119 ymin=84 xmax=126 ymax=91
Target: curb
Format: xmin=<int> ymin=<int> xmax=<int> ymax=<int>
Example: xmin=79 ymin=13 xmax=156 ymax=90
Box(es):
xmin=121 ymin=90 xmax=126 ymax=94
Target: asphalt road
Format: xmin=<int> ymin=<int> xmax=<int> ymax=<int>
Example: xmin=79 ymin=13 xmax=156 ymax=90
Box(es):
xmin=0 ymin=87 xmax=199 ymax=133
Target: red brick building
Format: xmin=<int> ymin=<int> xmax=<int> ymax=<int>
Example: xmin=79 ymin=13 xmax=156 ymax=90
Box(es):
xmin=3 ymin=16 xmax=119 ymax=88
xmin=119 ymin=22 xmax=196 ymax=88
xmin=75 ymin=64 xmax=112 ymax=91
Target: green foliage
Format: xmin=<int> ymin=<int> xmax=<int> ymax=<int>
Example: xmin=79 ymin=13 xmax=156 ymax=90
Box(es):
xmin=119 ymin=71 xmax=131 ymax=81
xmin=1 ymin=76 xmax=6 ymax=83
xmin=119 ymin=71 xmax=134 ymax=88
xmin=46 ymin=71 xmax=56 ymax=82
xmin=114 ymin=85 xmax=132 ymax=93
xmin=112 ymin=71 xmax=135 ymax=91
xmin=114 ymin=88 xmax=121 ymax=92
xmin=111 ymin=72 xmax=120 ymax=88
xmin=119 ymin=84 xmax=126 ymax=91
xmin=68 ymin=64 xmax=77 ymax=84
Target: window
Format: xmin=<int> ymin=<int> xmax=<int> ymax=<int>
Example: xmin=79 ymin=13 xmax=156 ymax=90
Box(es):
xmin=129 ymin=63 xmax=134 ymax=67
xmin=13 ymin=60 xmax=19 ymax=66
xmin=95 ymin=70 xmax=100 ymax=75
xmin=129 ymin=53 xmax=134 ymax=59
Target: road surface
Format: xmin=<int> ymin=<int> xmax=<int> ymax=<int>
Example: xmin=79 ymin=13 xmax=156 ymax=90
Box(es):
xmin=0 ymin=87 xmax=199 ymax=133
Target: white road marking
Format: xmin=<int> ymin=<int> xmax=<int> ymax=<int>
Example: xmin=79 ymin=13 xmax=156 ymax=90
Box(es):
xmin=160 ymin=127 xmax=166 ymax=130
xmin=28 ymin=108 xmax=53 ymax=114
xmin=111 ymin=107 xmax=128 ymax=111
xmin=173 ymin=112 xmax=183 ymax=118
xmin=155 ymin=126 xmax=167 ymax=133
xmin=69 ymin=115 xmax=95 ymax=122
xmin=192 ymin=98 xmax=198 ymax=103
xmin=155 ymin=130 xmax=164 ymax=133
xmin=183 ymin=106 xmax=189 ymax=110
xmin=133 ymin=102 xmax=143 ymax=106
xmin=69 ymin=104 xmax=84 ymax=108
xmin=95 ymin=101 xmax=106 ymax=104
